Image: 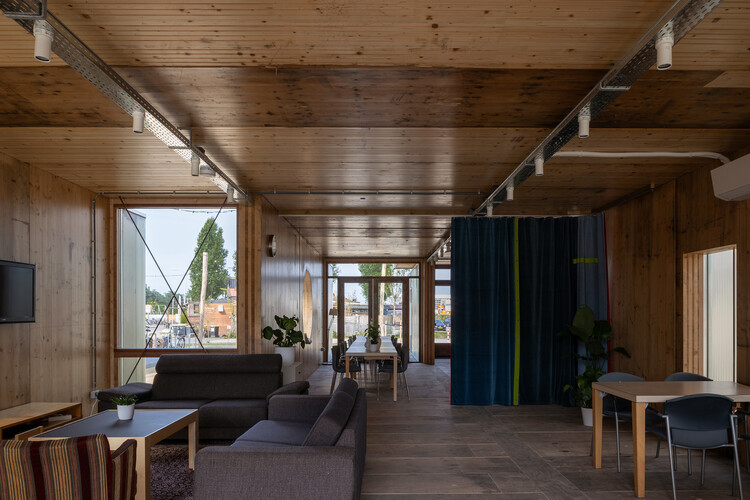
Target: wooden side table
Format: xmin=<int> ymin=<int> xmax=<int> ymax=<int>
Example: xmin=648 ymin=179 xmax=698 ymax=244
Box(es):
xmin=0 ymin=402 xmax=82 ymax=440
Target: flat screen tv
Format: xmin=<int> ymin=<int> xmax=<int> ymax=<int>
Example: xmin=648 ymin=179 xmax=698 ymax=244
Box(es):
xmin=0 ymin=259 xmax=36 ymax=324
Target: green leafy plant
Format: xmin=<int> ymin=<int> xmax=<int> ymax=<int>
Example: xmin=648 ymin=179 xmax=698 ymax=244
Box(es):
xmin=559 ymin=305 xmax=630 ymax=408
xmin=111 ymin=395 xmax=137 ymax=406
xmin=262 ymin=315 xmax=306 ymax=348
xmin=364 ymin=322 xmax=381 ymax=344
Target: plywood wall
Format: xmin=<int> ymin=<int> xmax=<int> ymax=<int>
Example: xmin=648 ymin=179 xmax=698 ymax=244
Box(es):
xmin=606 ymin=163 xmax=750 ymax=383
xmin=0 ymin=153 xmax=31 ymax=409
xmin=0 ymin=153 xmax=110 ymax=410
xmin=606 ymin=182 xmax=677 ymax=380
xmin=258 ymin=198 xmax=323 ymax=379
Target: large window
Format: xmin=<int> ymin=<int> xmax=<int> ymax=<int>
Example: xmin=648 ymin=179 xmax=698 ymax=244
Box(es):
xmin=117 ymin=206 xmax=237 ymax=383
xmin=326 ymin=262 xmax=419 ymax=362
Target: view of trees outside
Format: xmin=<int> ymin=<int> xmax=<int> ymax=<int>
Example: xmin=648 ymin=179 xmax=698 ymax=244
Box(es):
xmin=188 ymin=219 xmax=229 ymax=302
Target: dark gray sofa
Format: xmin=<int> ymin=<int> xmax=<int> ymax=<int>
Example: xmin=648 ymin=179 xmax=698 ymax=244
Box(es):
xmin=97 ymin=353 xmax=309 ymax=440
xmin=194 ymin=378 xmax=366 ymax=500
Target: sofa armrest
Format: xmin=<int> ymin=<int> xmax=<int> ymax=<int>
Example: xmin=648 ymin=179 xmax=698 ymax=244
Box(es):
xmin=110 ymin=439 xmax=137 ymax=500
xmin=194 ymin=446 xmax=358 ymax=500
xmin=268 ymin=395 xmax=332 ymax=423
xmin=266 ymin=381 xmax=310 ymax=401
xmin=97 ymin=383 xmax=153 ymax=412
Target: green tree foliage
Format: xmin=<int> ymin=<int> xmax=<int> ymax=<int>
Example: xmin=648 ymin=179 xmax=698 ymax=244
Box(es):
xmin=329 ymin=263 xmax=341 ymax=277
xmin=145 ymin=286 xmax=171 ymax=308
xmin=188 ymin=219 xmax=229 ymax=301
xmin=357 ymin=263 xmax=397 ymax=302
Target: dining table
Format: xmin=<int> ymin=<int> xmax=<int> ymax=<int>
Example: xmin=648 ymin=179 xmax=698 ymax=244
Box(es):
xmin=343 ymin=336 xmax=399 ymax=401
xmin=592 ymin=380 xmax=750 ymax=498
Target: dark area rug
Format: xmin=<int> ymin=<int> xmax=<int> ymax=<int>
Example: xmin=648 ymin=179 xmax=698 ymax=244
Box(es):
xmin=150 ymin=445 xmax=193 ymax=500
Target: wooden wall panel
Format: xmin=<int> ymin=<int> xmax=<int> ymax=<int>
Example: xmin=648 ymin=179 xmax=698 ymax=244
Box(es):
xmin=675 ymin=165 xmax=750 ymax=383
xmin=0 ymin=152 xmax=31 ymax=409
xmin=259 ymin=198 xmax=323 ymax=378
xmin=0 ymin=153 xmax=110 ymax=410
xmin=605 ymin=182 xmax=676 ymax=381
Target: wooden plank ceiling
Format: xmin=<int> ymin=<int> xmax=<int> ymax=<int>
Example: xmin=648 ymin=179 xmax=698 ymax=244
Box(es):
xmin=0 ymin=0 xmax=748 ymax=258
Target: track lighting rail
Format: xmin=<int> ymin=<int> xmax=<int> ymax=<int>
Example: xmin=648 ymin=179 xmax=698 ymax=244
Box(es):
xmin=473 ymin=0 xmax=722 ymax=216
xmin=0 ymin=0 xmax=247 ymax=201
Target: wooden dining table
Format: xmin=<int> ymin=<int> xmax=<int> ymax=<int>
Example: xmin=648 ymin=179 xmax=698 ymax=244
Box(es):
xmin=343 ymin=336 xmax=399 ymax=401
xmin=592 ymin=380 xmax=750 ymax=498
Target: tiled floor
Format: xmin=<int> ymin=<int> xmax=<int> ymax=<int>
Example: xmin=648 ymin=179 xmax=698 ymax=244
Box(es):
xmin=306 ymin=359 xmax=750 ymax=499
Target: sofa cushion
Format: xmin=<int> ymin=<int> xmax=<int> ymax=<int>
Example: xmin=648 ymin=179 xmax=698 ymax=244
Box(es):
xmin=199 ymin=399 xmax=269 ymax=429
xmin=136 ymin=399 xmax=209 ymax=409
xmin=335 ymin=377 xmax=359 ymax=398
xmin=302 ymin=391 xmax=355 ymax=446
xmin=151 ymin=373 xmax=282 ymax=400
xmin=235 ymin=420 xmax=313 ymax=446
xmin=155 ymin=354 xmax=282 ymax=374
xmin=230 ymin=440 xmax=293 ymax=448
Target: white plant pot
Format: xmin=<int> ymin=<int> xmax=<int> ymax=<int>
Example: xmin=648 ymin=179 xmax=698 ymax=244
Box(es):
xmin=117 ymin=404 xmax=135 ymax=421
xmin=366 ymin=341 xmax=380 ymax=353
xmin=275 ymin=346 xmax=295 ymax=367
xmin=581 ymin=407 xmax=593 ymax=427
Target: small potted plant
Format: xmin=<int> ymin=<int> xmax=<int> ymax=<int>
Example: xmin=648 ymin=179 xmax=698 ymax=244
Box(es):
xmin=364 ymin=322 xmax=381 ymax=352
xmin=559 ymin=304 xmax=630 ymax=426
xmin=262 ymin=315 xmax=306 ymax=366
xmin=111 ymin=395 xmax=137 ymax=421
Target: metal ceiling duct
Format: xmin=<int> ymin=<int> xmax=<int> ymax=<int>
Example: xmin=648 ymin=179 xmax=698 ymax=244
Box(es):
xmin=473 ymin=0 xmax=722 ymax=215
xmin=1 ymin=0 xmax=248 ymax=201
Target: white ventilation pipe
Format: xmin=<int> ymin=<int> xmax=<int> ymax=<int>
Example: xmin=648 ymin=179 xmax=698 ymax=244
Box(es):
xmin=553 ymin=151 xmax=730 ymax=164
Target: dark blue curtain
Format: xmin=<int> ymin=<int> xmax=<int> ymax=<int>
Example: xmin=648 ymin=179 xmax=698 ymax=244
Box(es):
xmin=517 ymin=218 xmax=577 ymax=405
xmin=451 ymin=218 xmax=515 ymax=405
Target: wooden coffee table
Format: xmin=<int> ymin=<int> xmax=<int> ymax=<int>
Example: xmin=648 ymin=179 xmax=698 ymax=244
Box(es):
xmin=31 ymin=409 xmax=198 ymax=500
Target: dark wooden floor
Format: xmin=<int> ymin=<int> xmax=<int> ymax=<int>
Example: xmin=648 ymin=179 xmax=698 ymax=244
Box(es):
xmin=307 ymin=359 xmax=749 ymax=499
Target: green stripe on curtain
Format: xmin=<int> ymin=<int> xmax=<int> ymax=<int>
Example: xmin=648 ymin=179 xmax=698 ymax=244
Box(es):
xmin=513 ymin=218 xmax=521 ymax=405
xmin=573 ymin=257 xmax=599 ymax=264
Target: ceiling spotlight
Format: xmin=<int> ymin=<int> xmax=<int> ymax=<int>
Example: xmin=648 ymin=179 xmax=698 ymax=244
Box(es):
xmin=486 ymin=204 xmax=494 ymax=217
xmin=506 ymin=185 xmax=514 ymax=202
xmin=655 ymin=21 xmax=674 ymax=70
xmin=534 ymin=154 xmax=544 ymax=176
xmin=226 ymin=186 xmax=235 ymax=204
xmin=132 ymin=106 xmax=145 ymax=134
xmin=199 ymin=165 xmax=214 ymax=177
xmin=33 ymin=20 xmax=53 ymax=63
xmin=439 ymin=245 xmax=445 ymax=258
xmin=578 ymin=103 xmax=591 ymax=139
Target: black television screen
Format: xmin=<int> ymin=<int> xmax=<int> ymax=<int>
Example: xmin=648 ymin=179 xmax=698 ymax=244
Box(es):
xmin=0 ymin=259 xmax=35 ymax=324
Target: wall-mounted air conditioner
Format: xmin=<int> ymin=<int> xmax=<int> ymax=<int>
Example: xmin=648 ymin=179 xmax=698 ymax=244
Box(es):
xmin=711 ymin=153 xmax=750 ymax=201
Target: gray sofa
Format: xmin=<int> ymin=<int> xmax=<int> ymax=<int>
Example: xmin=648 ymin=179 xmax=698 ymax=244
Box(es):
xmin=194 ymin=378 xmax=366 ymax=500
xmin=97 ymin=353 xmax=309 ymax=440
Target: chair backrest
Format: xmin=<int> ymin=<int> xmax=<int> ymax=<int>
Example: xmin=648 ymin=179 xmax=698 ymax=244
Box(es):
xmin=598 ymin=372 xmax=644 ymax=413
xmin=400 ymin=344 xmax=409 ymax=372
xmin=664 ymin=393 xmax=734 ymax=449
xmin=332 ymin=344 xmax=343 ymax=372
xmin=664 ymin=371 xmax=712 ymax=382
xmin=0 ymin=434 xmax=137 ymax=500
xmin=391 ymin=335 xmax=398 ymax=347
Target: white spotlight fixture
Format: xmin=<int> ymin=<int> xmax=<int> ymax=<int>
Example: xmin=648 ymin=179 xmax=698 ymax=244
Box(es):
xmin=226 ymin=186 xmax=235 ymax=204
xmin=132 ymin=106 xmax=145 ymax=134
xmin=33 ymin=20 xmax=53 ymax=63
xmin=655 ymin=21 xmax=674 ymax=70
xmin=534 ymin=154 xmax=544 ymax=176
xmin=486 ymin=204 xmax=494 ymax=217
xmin=506 ymin=185 xmax=514 ymax=202
xmin=578 ymin=103 xmax=591 ymax=139
xmin=439 ymin=246 xmax=445 ymax=259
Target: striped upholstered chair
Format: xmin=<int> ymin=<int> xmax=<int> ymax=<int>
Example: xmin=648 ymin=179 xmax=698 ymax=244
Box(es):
xmin=0 ymin=433 xmax=137 ymax=500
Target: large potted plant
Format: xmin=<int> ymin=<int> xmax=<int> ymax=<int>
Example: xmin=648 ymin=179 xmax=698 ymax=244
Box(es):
xmin=364 ymin=322 xmax=381 ymax=352
xmin=262 ymin=315 xmax=306 ymax=366
xmin=559 ymin=304 xmax=630 ymax=426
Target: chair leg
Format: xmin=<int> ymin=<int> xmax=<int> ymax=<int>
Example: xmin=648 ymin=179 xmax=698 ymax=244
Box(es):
xmin=666 ymin=421 xmax=677 ymax=500
xmin=688 ymin=449 xmax=692 ymax=475
xmin=376 ymin=369 xmax=380 ymax=401
xmin=402 ymin=372 xmax=410 ymax=400
xmin=746 ymin=440 xmax=750 ymax=475
xmin=731 ymin=416 xmax=744 ymax=500
xmin=656 ymin=438 xmax=661 ymax=458
xmin=330 ymin=370 xmax=338 ymax=394
xmin=701 ymin=449 xmax=706 ymax=486
xmin=614 ymin=414 xmax=622 ymax=473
